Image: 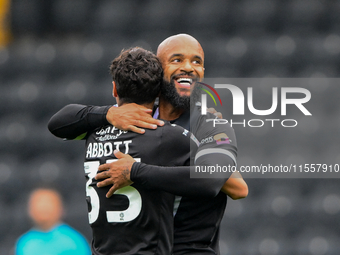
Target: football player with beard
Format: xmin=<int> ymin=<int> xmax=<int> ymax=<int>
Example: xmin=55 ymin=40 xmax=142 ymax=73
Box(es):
xmin=49 ymin=34 xmax=248 ymax=255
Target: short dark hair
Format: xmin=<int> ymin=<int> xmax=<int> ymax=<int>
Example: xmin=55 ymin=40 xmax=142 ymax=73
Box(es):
xmin=109 ymin=47 xmax=163 ymax=104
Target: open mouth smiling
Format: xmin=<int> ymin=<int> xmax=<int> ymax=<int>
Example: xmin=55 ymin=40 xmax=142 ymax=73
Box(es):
xmin=175 ymin=77 xmax=193 ymax=89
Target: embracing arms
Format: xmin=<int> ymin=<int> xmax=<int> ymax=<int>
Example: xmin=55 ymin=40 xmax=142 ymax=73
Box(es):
xmin=96 ymin=151 xmax=248 ymax=199
xmin=48 ymin=103 xmax=164 ymax=139
xmin=48 ymin=104 xmax=248 ymax=200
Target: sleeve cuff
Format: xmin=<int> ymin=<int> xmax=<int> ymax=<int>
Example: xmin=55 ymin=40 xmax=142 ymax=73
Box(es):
xmin=130 ymin=162 xmax=143 ymax=182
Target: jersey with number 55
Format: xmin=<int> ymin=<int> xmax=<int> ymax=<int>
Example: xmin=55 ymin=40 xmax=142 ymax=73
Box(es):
xmin=84 ymin=121 xmax=196 ymax=255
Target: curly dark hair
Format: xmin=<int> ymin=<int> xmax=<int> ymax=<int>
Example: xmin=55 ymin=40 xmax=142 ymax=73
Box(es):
xmin=109 ymin=47 xmax=163 ymax=104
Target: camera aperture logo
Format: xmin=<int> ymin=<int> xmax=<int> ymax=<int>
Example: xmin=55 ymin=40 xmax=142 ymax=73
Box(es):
xmin=199 ymin=82 xmax=223 ymax=107
xmin=200 ymin=83 xmax=312 ymax=128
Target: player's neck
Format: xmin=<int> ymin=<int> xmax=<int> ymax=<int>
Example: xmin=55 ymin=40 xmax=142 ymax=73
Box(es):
xmin=158 ymin=99 xmax=184 ymax=121
xmin=119 ymin=102 xmax=154 ymax=115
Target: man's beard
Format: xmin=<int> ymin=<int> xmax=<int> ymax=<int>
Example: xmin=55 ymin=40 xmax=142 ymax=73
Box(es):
xmin=160 ymin=79 xmax=202 ymax=110
xmin=160 ymin=79 xmax=190 ymax=110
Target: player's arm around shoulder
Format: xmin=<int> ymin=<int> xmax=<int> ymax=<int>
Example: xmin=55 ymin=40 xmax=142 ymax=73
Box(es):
xmin=48 ymin=103 xmax=165 ymax=140
xmin=48 ymin=104 xmax=111 ymax=140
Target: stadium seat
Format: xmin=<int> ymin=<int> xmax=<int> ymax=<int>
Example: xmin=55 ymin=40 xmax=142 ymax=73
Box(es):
xmin=236 ymin=0 xmax=276 ymax=35
xmin=51 ymin=0 xmax=92 ymax=34
xmin=136 ymin=0 xmax=185 ymax=32
xmin=89 ymin=0 xmax=138 ymax=37
xmin=10 ymin=0 xmax=49 ymax=36
xmin=2 ymin=1 xmax=340 ymax=254
xmin=285 ymin=0 xmax=326 ymax=34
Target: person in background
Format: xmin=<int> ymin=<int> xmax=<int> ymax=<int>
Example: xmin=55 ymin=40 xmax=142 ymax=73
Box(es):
xmin=15 ymin=188 xmax=91 ymax=255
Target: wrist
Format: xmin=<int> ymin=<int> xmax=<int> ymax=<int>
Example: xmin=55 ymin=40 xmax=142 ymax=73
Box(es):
xmin=130 ymin=162 xmax=142 ymax=182
xmin=106 ymin=106 xmax=116 ymax=125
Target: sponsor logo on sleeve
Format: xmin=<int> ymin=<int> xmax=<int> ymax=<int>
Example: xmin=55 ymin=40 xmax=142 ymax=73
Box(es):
xmin=200 ymin=133 xmax=232 ymax=145
xmin=214 ymin=133 xmax=231 ymax=144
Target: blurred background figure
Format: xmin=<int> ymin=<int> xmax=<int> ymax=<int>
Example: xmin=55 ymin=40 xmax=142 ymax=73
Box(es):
xmin=15 ymin=188 xmax=91 ymax=255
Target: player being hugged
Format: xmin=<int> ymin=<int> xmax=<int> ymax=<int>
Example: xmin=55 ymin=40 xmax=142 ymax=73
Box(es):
xmin=49 ymin=47 xmax=197 ymax=255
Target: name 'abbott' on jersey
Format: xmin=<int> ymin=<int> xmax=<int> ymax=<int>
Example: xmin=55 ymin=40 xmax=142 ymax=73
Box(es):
xmin=84 ymin=121 xmax=197 ymax=255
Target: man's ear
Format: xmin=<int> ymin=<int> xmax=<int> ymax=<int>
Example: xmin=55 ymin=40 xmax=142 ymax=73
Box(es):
xmin=112 ymin=81 xmax=118 ymax=97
